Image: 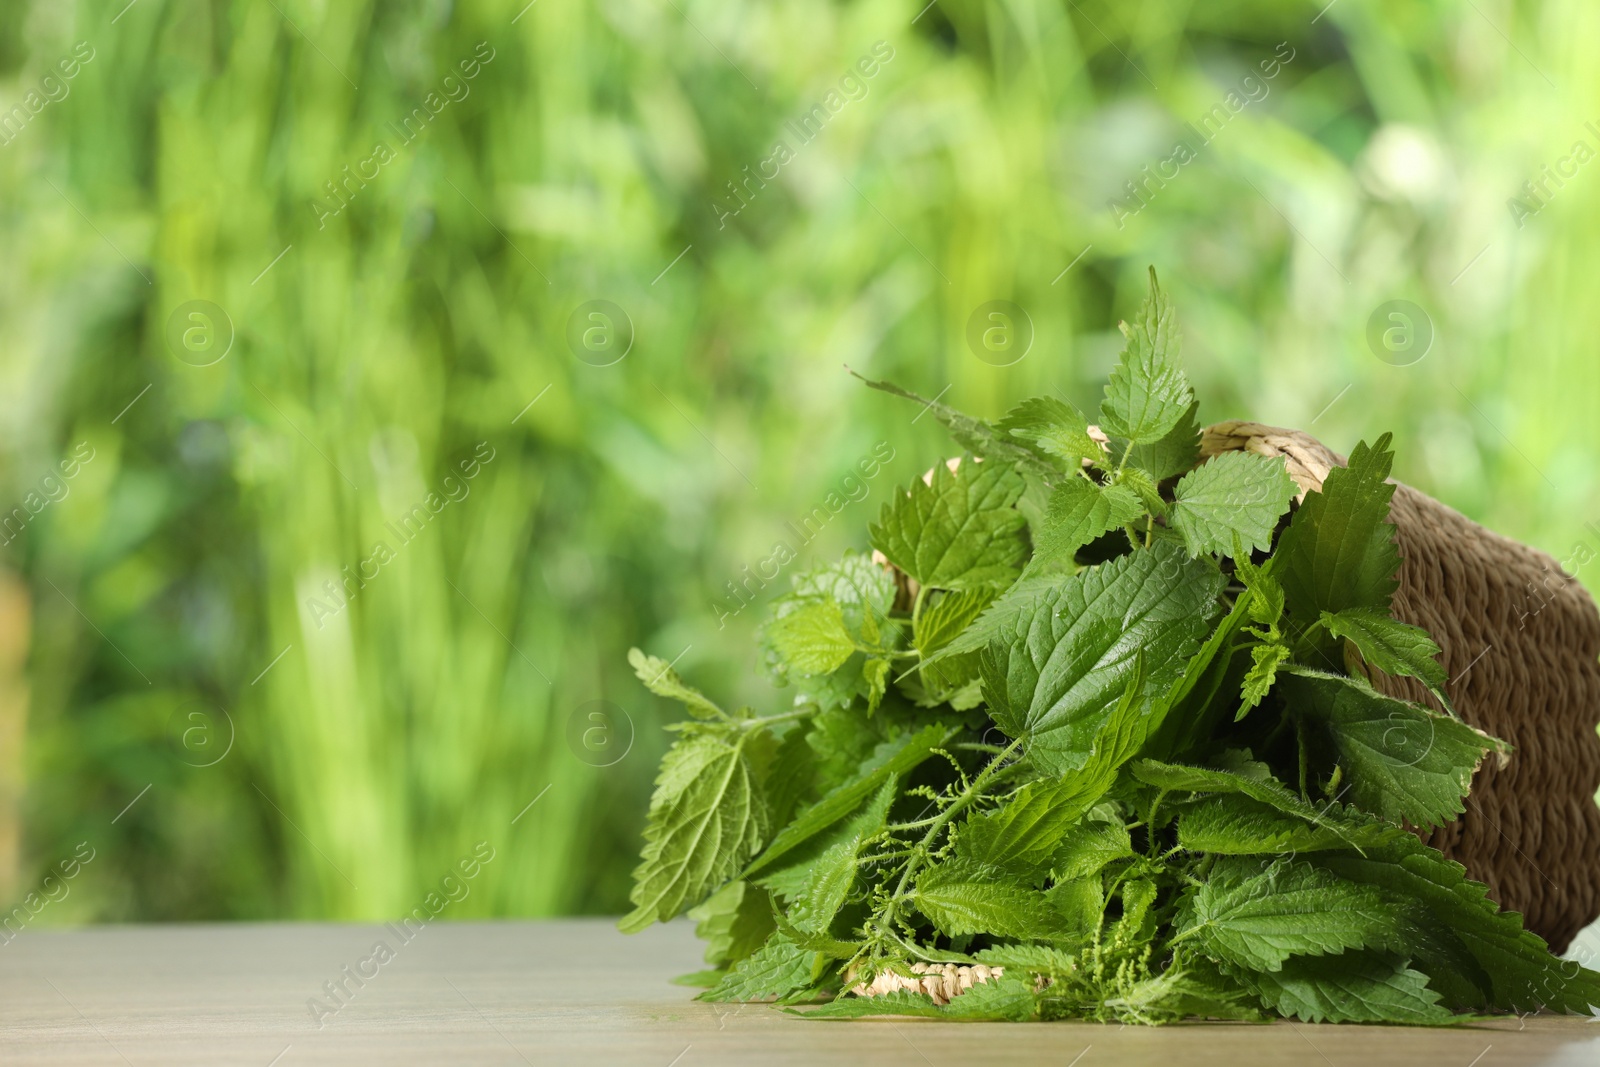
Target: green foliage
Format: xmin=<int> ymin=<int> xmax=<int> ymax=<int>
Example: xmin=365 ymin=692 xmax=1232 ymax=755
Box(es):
xmin=1174 ymin=858 xmax=1401 ymax=972
xmin=631 ymin=648 xmax=728 ymax=720
xmin=688 ymin=880 xmax=777 ymax=972
xmin=996 ymin=397 xmax=1102 ymax=468
xmin=1170 ymin=452 xmax=1297 ymax=559
xmin=1279 ymin=668 xmax=1494 ymax=830
xmin=744 ymin=724 xmax=950 ymax=877
xmin=1320 ymin=608 xmax=1451 ymax=704
xmin=620 ymin=730 xmax=771 ymax=932
xmin=1032 ymin=478 xmax=1144 ymax=569
xmin=621 ymin=277 xmax=1599 ymax=1029
xmin=916 ymin=863 xmax=1062 ymax=939
xmin=1051 ymin=820 xmax=1134 ymax=880
xmin=1122 ymin=402 xmax=1203 ymax=483
xmin=1227 ymin=953 xmax=1454 ymax=1025
xmin=869 ymin=459 xmax=1029 ymax=591
xmin=1177 ymin=794 xmax=1352 ymax=855
xmin=1099 ymin=269 xmax=1194 ymax=445
xmin=979 ymin=543 xmax=1223 ymax=772
xmin=701 ymin=934 xmax=822 ymax=1004
xmin=1275 ymin=435 xmax=1403 ymax=621
xmin=768 ymin=599 xmax=858 ymax=676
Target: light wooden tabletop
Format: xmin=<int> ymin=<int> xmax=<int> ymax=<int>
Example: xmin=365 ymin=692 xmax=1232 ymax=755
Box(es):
xmin=1 ymin=918 xmax=1596 ymax=1065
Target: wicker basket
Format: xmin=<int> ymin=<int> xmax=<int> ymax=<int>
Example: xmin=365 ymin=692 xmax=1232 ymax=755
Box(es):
xmin=1202 ymin=421 xmax=1600 ymax=952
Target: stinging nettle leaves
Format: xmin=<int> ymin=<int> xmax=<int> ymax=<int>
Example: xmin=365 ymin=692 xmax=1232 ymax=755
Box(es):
xmin=624 ymin=273 xmax=1598 ymax=1028
xmin=1052 ymin=819 xmax=1135 ymax=881
xmin=996 ymin=395 xmax=1103 ymax=468
xmin=916 ymin=861 xmax=1064 ymax=940
xmin=1278 ymin=667 xmax=1496 ymax=831
xmin=1031 ymin=477 xmax=1144 ymax=570
xmin=1275 ymin=434 xmax=1402 ymax=622
xmin=700 ymin=933 xmax=821 ymax=1004
xmin=980 ymin=542 xmax=1224 ymax=773
xmin=1320 ymin=607 xmax=1450 ymax=706
xmin=630 ymin=647 xmax=725 ymax=720
xmin=688 ymin=880 xmax=777 ymax=973
xmin=853 ymin=373 xmax=1057 ymax=481
xmin=744 ymin=724 xmax=951 ymax=877
xmin=1122 ymin=399 xmax=1202 ymax=482
xmin=1226 ymin=952 xmax=1454 ymax=1025
xmin=1177 ymin=793 xmax=1358 ymax=856
xmin=768 ymin=598 xmax=857 ymax=676
xmin=620 ymin=731 xmax=770 ymax=933
xmin=1170 ymin=451 xmax=1297 ymax=559
xmin=1237 ymin=641 xmax=1290 ymax=719
xmin=1174 ymin=857 xmax=1403 ymax=972
xmin=870 ymin=459 xmax=1029 ymax=591
xmin=1099 ymin=268 xmax=1195 ymax=445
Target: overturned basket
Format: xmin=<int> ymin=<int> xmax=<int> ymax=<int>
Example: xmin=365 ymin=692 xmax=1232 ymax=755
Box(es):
xmin=1203 ymin=421 xmax=1600 ymax=953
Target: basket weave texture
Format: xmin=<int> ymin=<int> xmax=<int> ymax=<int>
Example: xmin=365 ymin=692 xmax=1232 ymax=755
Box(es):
xmin=1202 ymin=421 xmax=1600 ymax=952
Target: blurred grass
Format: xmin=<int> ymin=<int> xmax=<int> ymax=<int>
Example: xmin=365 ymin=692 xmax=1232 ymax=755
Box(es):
xmin=0 ymin=0 xmax=1596 ymax=921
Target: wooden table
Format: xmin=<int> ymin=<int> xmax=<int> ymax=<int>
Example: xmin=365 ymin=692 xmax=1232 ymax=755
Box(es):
xmin=2 ymin=918 xmax=1596 ymax=1065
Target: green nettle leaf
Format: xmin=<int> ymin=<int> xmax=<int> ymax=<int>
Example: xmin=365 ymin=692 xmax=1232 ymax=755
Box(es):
xmin=688 ymin=880 xmax=777 ymax=970
xmin=629 ymin=647 xmax=724 ymax=719
xmin=1134 ymin=757 xmax=1395 ymax=856
xmin=1099 ymin=269 xmax=1194 ymax=444
xmin=1275 ymin=434 xmax=1402 ymax=620
xmin=1052 ymin=819 xmax=1134 ymax=880
xmin=797 ymin=977 xmax=1038 ymax=1021
xmin=1237 ymin=641 xmax=1290 ymax=719
xmin=794 ymin=990 xmax=947 ymax=1020
xmin=621 ymin=732 xmax=769 ymax=933
xmin=938 ymin=976 xmax=1040 ymax=1021
xmin=1122 ymin=399 xmax=1202 ymax=482
xmin=1237 ymin=554 xmax=1286 ymax=632
xmin=918 ymin=575 xmax=1059 ymax=667
xmin=1049 ymin=877 xmax=1106 ymax=943
xmin=1312 ymin=833 xmax=1600 ymax=1015
xmin=1320 ymin=607 xmax=1450 ymax=704
xmin=768 ymin=598 xmax=857 ymax=675
xmin=862 ymin=657 xmax=891 ymax=713
xmin=996 ymin=396 xmax=1102 ymax=467
xmin=870 ymin=460 xmax=1028 ymax=590
xmin=1174 ymin=858 xmax=1402 ymax=972
xmin=854 ymin=373 xmax=1057 ymax=480
xmin=974 ymin=942 xmax=1083 ymax=978
xmin=916 ymin=862 xmax=1062 ymax=939
xmin=1226 ymin=952 xmax=1454 ymax=1025
xmin=914 ymin=587 xmax=996 ymax=656
xmin=1176 ymin=793 xmax=1357 ymax=855
xmin=765 ymin=726 xmax=816 ymax=831
xmin=1031 ymin=478 xmax=1144 ymax=569
xmin=980 ymin=542 xmax=1224 ymax=773
xmin=1111 ymin=878 xmax=1160 ymax=945
xmin=1169 ymin=451 xmax=1297 ymax=559
xmin=700 ymin=933 xmax=821 ymax=1003
xmin=1279 ymin=668 xmax=1495 ymax=830
xmin=911 ymin=587 xmax=992 ymax=697
xmin=1101 ymin=960 xmax=1265 ymax=1024
xmin=789 ymin=551 xmax=899 ymax=631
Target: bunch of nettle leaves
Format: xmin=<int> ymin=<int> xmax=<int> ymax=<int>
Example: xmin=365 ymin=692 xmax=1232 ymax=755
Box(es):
xmin=620 ymin=271 xmax=1600 ymax=1024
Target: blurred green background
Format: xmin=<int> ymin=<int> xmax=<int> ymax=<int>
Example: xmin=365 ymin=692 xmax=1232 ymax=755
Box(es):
xmin=1 ymin=0 xmax=1596 ymax=924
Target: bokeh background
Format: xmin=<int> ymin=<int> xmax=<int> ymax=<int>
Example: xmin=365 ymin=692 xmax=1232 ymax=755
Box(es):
xmin=1 ymin=0 xmax=1597 ymax=926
